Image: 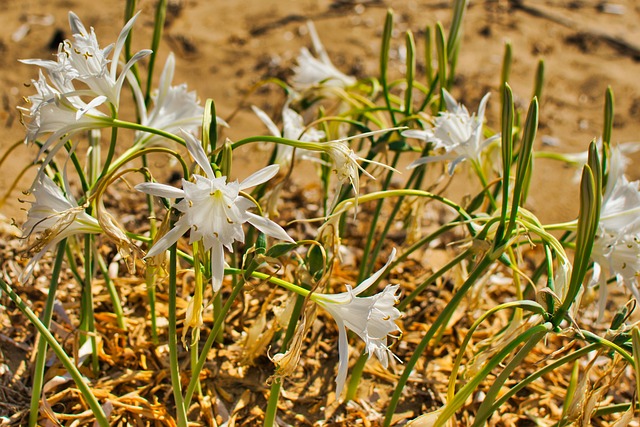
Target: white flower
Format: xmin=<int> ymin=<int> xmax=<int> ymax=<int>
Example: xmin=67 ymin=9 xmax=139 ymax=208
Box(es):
xmin=599 ymin=147 xmax=640 ymax=233
xmin=135 ymin=132 xmax=294 ymax=291
xmin=591 ymin=145 xmax=640 ymax=310
xmin=252 ymin=104 xmax=325 ymax=168
xmin=405 ymin=90 xmax=498 ymax=174
xmin=311 ymin=248 xmax=401 ymax=395
xmin=21 ymin=175 xmax=101 ymax=282
xmin=592 ymin=233 xmax=640 ymax=298
xmin=291 ymin=21 xmax=356 ymax=90
xmin=22 ymin=12 xmax=151 ymax=109
xmin=134 ymin=53 xmax=206 ymax=147
xmin=18 ymin=71 xmax=112 ymax=166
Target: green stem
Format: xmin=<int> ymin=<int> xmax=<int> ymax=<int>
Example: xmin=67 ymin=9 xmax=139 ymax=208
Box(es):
xmin=184 ymin=277 xmax=248 ymax=407
xmin=473 ymin=325 xmax=548 ymax=424
xmin=111 ymin=119 xmax=186 ymax=145
xmin=479 ymin=344 xmax=599 ymax=420
xmin=29 ymin=240 xmax=67 ymax=427
xmin=145 ymin=266 xmax=159 ymax=345
xmin=345 ymin=351 xmax=369 ymax=402
xmin=81 ymin=235 xmax=99 ymax=375
xmin=471 ymin=160 xmax=497 ymax=211
xmin=383 ymin=254 xmax=494 ymax=427
xmin=357 ymin=151 xmax=401 ymax=283
xmin=0 ymin=276 xmax=109 ymax=427
xmin=446 ymin=301 xmax=545 ymax=402
xmin=123 ymin=0 xmax=141 ymax=87
xmin=99 ymin=120 xmax=119 ymax=182
xmin=145 ymin=0 xmax=167 ymax=106
xmin=168 ymin=244 xmax=188 ymax=427
xmin=398 ymin=248 xmax=473 ymax=311
xmin=436 ymin=323 xmax=550 ymax=426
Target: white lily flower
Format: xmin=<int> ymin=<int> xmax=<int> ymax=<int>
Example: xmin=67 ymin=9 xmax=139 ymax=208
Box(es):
xmin=134 ymin=53 xmax=206 ymax=147
xmin=21 ymin=11 xmax=151 ymax=110
xmin=311 ymin=248 xmax=401 ymax=395
xmin=291 ymin=21 xmax=356 ymax=90
xmin=136 ymin=132 xmax=294 ymax=291
xmin=599 ymin=146 xmax=640 ymax=233
xmin=252 ymin=104 xmax=325 ymax=168
xmin=592 ymin=232 xmax=640 ymax=299
xmin=405 ymin=90 xmax=498 ymax=174
xmin=18 ymin=71 xmax=112 ymax=169
xmin=21 ymin=175 xmax=101 ymax=282
xmin=590 ymin=145 xmax=640 ymax=312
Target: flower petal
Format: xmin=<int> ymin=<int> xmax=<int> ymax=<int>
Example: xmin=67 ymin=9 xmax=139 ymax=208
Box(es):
xmin=352 ymin=248 xmax=396 ymax=295
xmin=334 ymin=320 xmax=349 ymax=397
xmin=210 ymin=240 xmax=225 ymax=292
xmin=75 ymin=95 xmax=107 ymax=120
xmin=239 ymin=164 xmax=280 ymax=190
xmin=252 ymin=105 xmax=282 ymax=138
xmin=442 ymin=89 xmax=459 ymax=112
xmin=135 ymin=182 xmax=185 ymax=199
xmin=245 ymin=211 xmax=294 ymax=243
xmin=401 ymin=129 xmax=431 ymax=141
xmin=183 ymin=131 xmax=215 ymax=179
xmin=146 ymin=221 xmax=190 ymax=258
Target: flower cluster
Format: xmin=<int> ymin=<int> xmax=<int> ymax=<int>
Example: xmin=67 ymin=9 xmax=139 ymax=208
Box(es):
xmin=17 ymin=12 xmax=404 ymax=403
xmin=14 ymin=4 xmax=640 ymax=427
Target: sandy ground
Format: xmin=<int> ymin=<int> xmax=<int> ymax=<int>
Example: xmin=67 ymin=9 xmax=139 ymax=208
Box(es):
xmin=0 ymin=0 xmax=639 ymax=225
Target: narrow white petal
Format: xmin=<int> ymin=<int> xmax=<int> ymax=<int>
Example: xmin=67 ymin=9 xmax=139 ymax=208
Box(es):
xmin=406 ymin=153 xmax=455 ymax=170
xmin=442 ymin=89 xmax=459 ymax=112
xmin=135 ymin=182 xmax=185 ymax=199
xmin=68 ymin=12 xmax=86 ymax=36
xmin=245 ymin=212 xmax=294 ymax=243
xmin=145 ymin=222 xmax=189 ymax=258
xmin=477 ymin=92 xmax=491 ymax=122
xmin=239 ymin=164 xmax=280 ymax=190
xmin=114 ymin=49 xmax=152 ymax=100
xmin=334 ymin=322 xmax=349 ymax=396
xmin=182 ymin=131 xmax=215 ymax=179
xmin=401 ymin=129 xmax=431 ymax=141
xmin=210 ymin=241 xmax=225 ymax=292
xmin=156 ymin=53 xmax=176 ymax=109
xmin=111 ymin=11 xmax=141 ymax=79
xmin=75 ymin=95 xmax=107 ymax=120
xmin=252 ymin=105 xmax=282 ymax=138
xmin=352 ymin=248 xmax=396 ymax=295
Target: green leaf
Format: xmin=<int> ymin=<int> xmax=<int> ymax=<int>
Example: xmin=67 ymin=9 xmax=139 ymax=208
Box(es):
xmin=266 ymin=243 xmax=298 ymax=259
xmin=307 ymin=244 xmax=325 ymax=281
